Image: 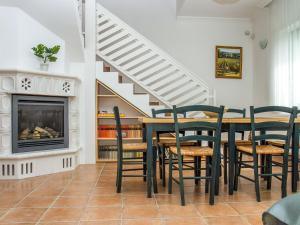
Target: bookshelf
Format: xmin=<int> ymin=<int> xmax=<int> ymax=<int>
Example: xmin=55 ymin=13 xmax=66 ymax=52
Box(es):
xmin=96 ymin=80 xmax=148 ymax=162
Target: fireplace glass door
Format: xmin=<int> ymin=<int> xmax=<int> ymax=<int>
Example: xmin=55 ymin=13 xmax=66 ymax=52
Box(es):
xmin=12 ymin=95 xmax=69 ymax=153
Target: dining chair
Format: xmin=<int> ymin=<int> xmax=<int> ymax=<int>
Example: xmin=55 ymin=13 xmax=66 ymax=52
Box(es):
xmin=152 ymin=108 xmax=196 ymax=187
xmin=234 ymin=106 xmax=297 ymax=202
xmin=168 ymin=105 xmax=224 ymax=205
xmin=266 ymin=109 xmax=300 ymax=181
xmin=222 ymin=108 xmax=251 ymax=184
xmin=114 ymin=106 xmax=157 ymax=193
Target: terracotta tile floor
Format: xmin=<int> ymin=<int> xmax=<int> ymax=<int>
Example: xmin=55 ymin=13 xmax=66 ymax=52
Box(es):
xmin=0 ymin=163 xmax=298 ymax=225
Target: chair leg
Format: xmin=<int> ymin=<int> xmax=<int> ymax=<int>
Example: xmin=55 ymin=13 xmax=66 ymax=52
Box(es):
xmin=116 ymin=154 xmax=123 ymax=193
xmin=281 ymin=154 xmax=288 ymax=198
xmin=194 ymin=156 xmax=199 ymax=185
xmin=143 ymin=152 xmax=147 ymax=182
xmin=224 ymin=143 xmax=228 ymax=185
xmin=168 ymin=153 xmax=173 ymax=194
xmin=234 ymin=151 xmax=239 ymax=191
xmin=158 ymin=145 xmax=163 ymax=180
xmin=153 ymin=148 xmax=158 ymax=193
xmin=266 ymin=155 xmax=272 ymax=190
xmin=215 ymin=153 xmax=220 ymax=195
xmin=209 ymin=154 xmax=217 ymax=205
xmin=261 ymin=154 xmax=267 ymax=180
xmin=178 ymin=155 xmax=185 ymax=206
xmin=205 ymin=156 xmax=210 ymax=193
xmin=162 ymin=146 xmax=166 ymax=187
xmin=254 ymin=154 xmax=261 ymax=202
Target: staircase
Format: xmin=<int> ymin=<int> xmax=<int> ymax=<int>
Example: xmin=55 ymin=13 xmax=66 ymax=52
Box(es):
xmin=96 ymin=4 xmax=214 ymax=116
xmin=96 ymin=61 xmax=156 ymax=115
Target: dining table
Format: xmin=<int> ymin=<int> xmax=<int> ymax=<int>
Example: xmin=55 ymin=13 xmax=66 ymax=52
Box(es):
xmin=138 ymin=117 xmax=300 ymax=198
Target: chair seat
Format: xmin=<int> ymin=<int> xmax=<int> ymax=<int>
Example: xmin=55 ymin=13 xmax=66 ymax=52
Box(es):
xmin=123 ymin=143 xmax=147 ymax=151
xmin=169 ymin=146 xmax=213 ymax=157
xmin=156 ymin=137 xmax=196 ymax=146
xmin=237 ymin=145 xmax=284 ymax=155
xmin=158 ymin=137 xmax=195 ymax=146
xmin=222 ymin=140 xmax=252 ymax=146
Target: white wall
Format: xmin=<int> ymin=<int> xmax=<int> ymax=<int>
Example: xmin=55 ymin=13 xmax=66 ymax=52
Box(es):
xmin=0 ymin=6 xmax=65 ymax=73
xmin=97 ymin=0 xmax=254 ymax=109
xmin=252 ymin=8 xmax=271 ymax=106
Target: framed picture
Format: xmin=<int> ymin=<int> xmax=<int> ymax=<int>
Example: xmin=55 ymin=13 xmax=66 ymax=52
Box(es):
xmin=215 ymin=46 xmax=242 ymax=79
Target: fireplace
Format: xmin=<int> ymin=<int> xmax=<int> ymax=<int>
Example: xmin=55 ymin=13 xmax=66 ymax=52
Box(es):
xmin=12 ymin=95 xmax=69 ymax=153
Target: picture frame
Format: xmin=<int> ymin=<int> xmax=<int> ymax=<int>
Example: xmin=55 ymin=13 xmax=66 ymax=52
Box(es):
xmin=215 ymin=46 xmax=243 ymax=79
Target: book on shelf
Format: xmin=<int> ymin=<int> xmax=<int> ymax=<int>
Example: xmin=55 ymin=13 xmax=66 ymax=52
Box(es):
xmin=97 ymin=112 xmax=125 ymax=118
xmin=97 ymin=125 xmax=142 ymax=138
xmin=98 ymin=145 xmax=143 ymax=160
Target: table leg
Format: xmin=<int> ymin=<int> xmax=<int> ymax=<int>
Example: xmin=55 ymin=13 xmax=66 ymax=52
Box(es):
xmin=228 ymin=124 xmax=236 ymax=195
xmin=292 ymin=124 xmax=299 ymax=192
xmin=146 ymin=124 xmax=153 ymax=198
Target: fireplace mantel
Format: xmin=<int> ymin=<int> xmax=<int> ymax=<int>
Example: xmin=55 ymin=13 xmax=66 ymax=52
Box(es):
xmin=0 ymin=69 xmax=81 ymax=179
xmin=0 ymin=68 xmax=81 ymax=96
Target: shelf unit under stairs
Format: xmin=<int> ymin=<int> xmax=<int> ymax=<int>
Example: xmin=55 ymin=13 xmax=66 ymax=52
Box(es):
xmin=96 ymin=78 xmax=149 ymax=162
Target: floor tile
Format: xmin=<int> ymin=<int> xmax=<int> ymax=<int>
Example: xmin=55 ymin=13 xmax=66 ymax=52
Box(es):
xmin=0 ymin=208 xmax=46 ymax=223
xmin=196 ymin=203 xmax=238 ymax=217
xmin=87 ymin=195 xmax=122 ymax=207
xmin=81 ymin=207 xmax=122 ymax=220
xmin=204 ymin=216 xmax=249 ymax=225
xmin=53 ymin=196 xmax=89 ymax=208
xmin=18 ymin=196 xmax=56 ymax=208
xmin=122 ymin=219 xmax=164 ymax=225
xmin=80 ymin=221 xmax=121 ymax=225
xmin=122 ymin=205 xmax=160 ymax=219
xmin=40 ymin=208 xmax=83 ymax=222
xmin=164 ymin=217 xmax=206 ymax=225
xmin=159 ymin=205 xmax=199 ymax=218
xmin=123 ymin=195 xmax=156 ymax=206
xmin=228 ymin=202 xmax=266 ymax=215
xmin=244 ymin=215 xmax=263 ymax=225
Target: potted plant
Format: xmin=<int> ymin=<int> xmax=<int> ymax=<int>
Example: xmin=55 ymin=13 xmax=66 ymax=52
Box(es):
xmin=32 ymin=44 xmax=60 ymax=71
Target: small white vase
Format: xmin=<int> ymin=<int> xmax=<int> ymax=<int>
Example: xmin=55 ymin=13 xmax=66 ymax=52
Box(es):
xmin=40 ymin=63 xmax=49 ymax=71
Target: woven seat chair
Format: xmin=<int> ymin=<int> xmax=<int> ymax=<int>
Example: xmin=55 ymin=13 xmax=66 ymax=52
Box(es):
xmin=152 ymin=108 xmax=196 ymax=187
xmin=168 ymin=104 xmax=224 ymax=205
xmin=234 ymin=106 xmax=297 ymax=202
xmin=114 ymin=106 xmax=157 ymax=193
xmin=221 ymin=108 xmax=251 ymax=184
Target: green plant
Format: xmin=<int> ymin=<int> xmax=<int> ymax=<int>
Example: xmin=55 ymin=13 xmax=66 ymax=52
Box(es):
xmin=32 ymin=44 xmax=60 ymax=63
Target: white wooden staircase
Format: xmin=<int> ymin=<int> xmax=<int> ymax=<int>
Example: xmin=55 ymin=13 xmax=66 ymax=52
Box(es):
xmin=96 ymin=3 xmax=214 ymax=116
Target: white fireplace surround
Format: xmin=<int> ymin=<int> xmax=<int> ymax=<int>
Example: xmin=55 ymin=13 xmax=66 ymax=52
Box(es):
xmin=0 ymin=69 xmax=81 ymax=179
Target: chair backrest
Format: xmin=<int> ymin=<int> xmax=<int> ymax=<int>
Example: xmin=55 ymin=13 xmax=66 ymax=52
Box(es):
xmin=226 ymin=108 xmax=246 ymax=117
xmin=113 ymin=106 xmax=123 ymax=157
xmin=224 ymin=108 xmax=246 ymax=139
xmin=152 ymin=108 xmax=186 ymax=118
xmin=152 ymin=108 xmax=186 ymax=138
xmin=250 ymin=106 xmax=297 ymax=154
xmin=173 ymin=105 xmax=224 ymax=158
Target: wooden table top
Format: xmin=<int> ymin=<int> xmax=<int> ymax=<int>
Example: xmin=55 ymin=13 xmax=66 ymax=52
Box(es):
xmin=138 ymin=117 xmax=300 ymax=124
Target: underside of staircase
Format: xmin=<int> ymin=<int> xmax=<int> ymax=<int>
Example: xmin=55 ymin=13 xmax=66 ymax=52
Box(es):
xmin=95 ymin=3 xmax=214 ymax=116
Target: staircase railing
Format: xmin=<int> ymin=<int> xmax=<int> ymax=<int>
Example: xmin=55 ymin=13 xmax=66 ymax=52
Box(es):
xmin=96 ymin=3 xmax=213 ymax=109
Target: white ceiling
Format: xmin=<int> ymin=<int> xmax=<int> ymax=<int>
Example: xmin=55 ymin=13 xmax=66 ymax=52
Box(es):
xmin=177 ymin=0 xmax=272 ymax=18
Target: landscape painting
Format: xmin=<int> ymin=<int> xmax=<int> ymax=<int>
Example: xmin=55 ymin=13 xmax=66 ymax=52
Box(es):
xmin=215 ymin=46 xmax=242 ymax=79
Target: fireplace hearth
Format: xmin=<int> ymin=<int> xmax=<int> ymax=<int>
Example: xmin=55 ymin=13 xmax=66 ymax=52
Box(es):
xmin=12 ymin=95 xmax=69 ymax=153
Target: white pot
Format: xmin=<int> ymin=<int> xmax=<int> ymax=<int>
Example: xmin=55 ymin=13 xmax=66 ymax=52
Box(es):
xmin=40 ymin=63 xmax=49 ymax=71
